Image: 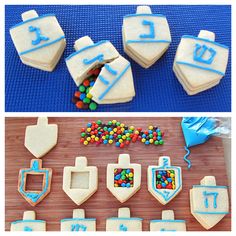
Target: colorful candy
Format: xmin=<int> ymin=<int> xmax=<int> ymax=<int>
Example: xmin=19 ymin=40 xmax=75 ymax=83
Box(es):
xmin=155 ymin=170 xmax=175 ymax=190
xmin=114 ymin=168 xmax=134 ymax=187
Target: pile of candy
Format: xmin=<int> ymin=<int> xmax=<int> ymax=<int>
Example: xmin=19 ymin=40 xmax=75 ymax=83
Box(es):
xmin=72 ymin=68 xmax=101 ymax=111
xmin=114 ymin=168 xmax=134 ymax=188
xmin=80 ymin=120 xmax=164 ymax=148
xmin=155 ymin=170 xmax=175 ymax=189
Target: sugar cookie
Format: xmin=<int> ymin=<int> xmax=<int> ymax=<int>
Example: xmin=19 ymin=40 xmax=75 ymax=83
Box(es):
xmin=61 ymin=209 xmax=96 ymax=231
xmin=24 ymin=117 xmax=58 ymax=158
xmin=18 ymin=159 xmax=52 ymax=206
xmin=190 ymin=176 xmax=229 ymax=229
xmin=107 ymin=154 xmax=141 ymax=203
xmin=106 ymin=207 xmax=142 ymax=231
xmin=147 ymin=156 xmax=182 ymax=205
xmin=173 ymin=30 xmax=229 ymax=95
xmin=10 ymin=10 xmax=66 ymax=71
xmin=123 ymin=6 xmax=171 ymax=68
xmin=63 ymin=156 xmax=98 ymax=205
xmin=11 ymin=211 xmax=46 ymax=231
xmin=150 ymin=210 xmax=186 ymax=231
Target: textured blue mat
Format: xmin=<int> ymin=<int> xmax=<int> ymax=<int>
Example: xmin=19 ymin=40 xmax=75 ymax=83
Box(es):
xmin=5 ymin=5 xmax=231 ymax=112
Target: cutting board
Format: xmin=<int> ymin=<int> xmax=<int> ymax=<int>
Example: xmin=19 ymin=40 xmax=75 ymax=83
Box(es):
xmin=5 ymin=117 xmax=231 ymax=231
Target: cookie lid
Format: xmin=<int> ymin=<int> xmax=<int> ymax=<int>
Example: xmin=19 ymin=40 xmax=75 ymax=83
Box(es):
xmin=198 ymin=30 xmax=215 ymax=41
xmin=23 ymin=211 xmax=36 ymax=220
xmin=200 ymin=176 xmax=217 ymax=186
xmin=21 ymin=10 xmax=39 ymax=21
xmin=161 ymin=210 xmax=175 ymax=220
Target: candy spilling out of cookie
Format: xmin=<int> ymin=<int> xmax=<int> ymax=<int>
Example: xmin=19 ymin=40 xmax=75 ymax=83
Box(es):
xmin=107 ymin=154 xmax=141 ymax=203
xmin=10 ymin=10 xmax=66 ymax=71
xmin=190 ymin=176 xmax=229 ymax=229
xmin=80 ymin=120 xmax=164 ymax=148
xmin=123 ymin=6 xmax=171 ymax=68
xmin=11 ymin=211 xmax=46 ymax=231
xmin=148 ymin=156 xmax=182 ymax=205
xmin=106 ymin=207 xmax=143 ymax=231
xmin=173 ymin=30 xmax=229 ymax=95
xmin=66 ymin=36 xmax=135 ymax=109
xmin=150 ymin=210 xmax=187 ymax=231
xmin=61 ymin=209 xmax=96 ymax=231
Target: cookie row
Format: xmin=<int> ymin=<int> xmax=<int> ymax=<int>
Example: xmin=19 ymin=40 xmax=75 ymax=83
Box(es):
xmin=11 ymin=208 xmax=186 ymax=231
xmin=9 ymin=6 xmax=229 ymax=109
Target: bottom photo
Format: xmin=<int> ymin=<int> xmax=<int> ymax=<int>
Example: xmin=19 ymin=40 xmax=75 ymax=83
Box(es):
xmin=5 ymin=117 xmax=231 ymax=231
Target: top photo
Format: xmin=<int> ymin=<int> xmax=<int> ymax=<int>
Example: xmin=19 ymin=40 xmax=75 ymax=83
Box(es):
xmin=5 ymin=4 xmax=231 ymax=112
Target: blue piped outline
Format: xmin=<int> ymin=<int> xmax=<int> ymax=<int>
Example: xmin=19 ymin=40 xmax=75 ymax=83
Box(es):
xmin=175 ymin=61 xmax=225 ymax=76
xmin=12 ymin=220 xmax=45 ymax=224
xmin=126 ymin=39 xmax=171 ymax=44
xmin=98 ymin=63 xmax=131 ymax=101
xmin=182 ymin=35 xmax=229 ymax=49
xmin=61 ymin=218 xmax=96 ymax=222
xmin=19 ymin=160 xmax=50 ymax=203
xmin=124 ymin=14 xmax=166 ymax=18
xmin=151 ymin=166 xmax=181 ymax=202
xmin=193 ymin=211 xmax=229 ymax=215
xmin=150 ymin=220 xmax=186 ymax=223
xmin=192 ymin=185 xmax=228 ymax=189
xmin=10 ymin=14 xmax=56 ymax=30
xmin=65 ymin=40 xmax=109 ymax=61
xmin=107 ymin=217 xmax=143 ymax=221
xmin=19 ymin=36 xmax=65 ymax=56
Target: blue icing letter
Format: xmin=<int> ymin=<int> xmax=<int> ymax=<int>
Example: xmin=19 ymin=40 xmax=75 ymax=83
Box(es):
xmin=24 ymin=226 xmax=33 ymax=231
xmin=28 ymin=26 xmax=49 ymax=45
xmin=119 ymin=224 xmax=128 ymax=231
xmin=83 ymin=54 xmax=104 ymax=65
xmin=71 ymin=224 xmax=87 ymax=231
xmin=163 ymin=158 xmax=169 ymax=167
xmin=32 ymin=160 xmax=39 ymax=170
xmin=193 ymin=44 xmax=216 ymax=64
xmin=139 ymin=20 xmax=155 ymax=39
xmin=203 ymin=191 xmax=219 ymax=208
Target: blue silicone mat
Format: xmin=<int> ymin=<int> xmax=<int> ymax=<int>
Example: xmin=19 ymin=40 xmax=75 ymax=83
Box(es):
xmin=5 ymin=5 xmax=231 ymax=112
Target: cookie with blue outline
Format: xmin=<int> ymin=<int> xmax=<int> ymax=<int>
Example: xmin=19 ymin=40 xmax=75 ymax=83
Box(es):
xmin=18 ymin=159 xmax=52 ymax=206
xmin=61 ymin=209 xmax=96 ymax=231
xmin=190 ymin=176 xmax=229 ymax=229
xmin=106 ymin=207 xmax=142 ymax=231
xmin=11 ymin=211 xmax=46 ymax=231
xmin=122 ymin=6 xmax=171 ymax=68
xmin=150 ymin=210 xmax=186 ymax=231
xmin=147 ymin=156 xmax=182 ymax=205
xmin=10 ymin=10 xmax=66 ymax=71
xmin=173 ymin=30 xmax=229 ymax=95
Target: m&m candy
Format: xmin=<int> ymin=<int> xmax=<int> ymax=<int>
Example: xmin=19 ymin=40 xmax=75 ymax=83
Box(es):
xmin=114 ymin=168 xmax=134 ymax=187
xmin=155 ymin=170 xmax=175 ymax=189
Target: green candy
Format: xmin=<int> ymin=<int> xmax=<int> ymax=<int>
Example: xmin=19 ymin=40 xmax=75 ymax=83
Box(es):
xmin=104 ymin=127 xmax=108 ymax=131
xmin=83 ymin=97 xmax=90 ymax=104
xmin=121 ymin=175 xmax=126 ymax=180
xmin=108 ymin=121 xmax=112 ymax=125
xmin=81 ymin=132 xmax=86 ymax=137
xmin=158 ymin=132 xmax=162 ymax=136
xmin=116 ymin=122 xmax=121 ymax=126
xmin=126 ymin=137 xmax=131 ymax=141
xmin=106 ymin=134 xmax=109 ymax=139
xmin=121 ymin=170 xmax=126 ymax=175
xmin=96 ymin=120 xmax=102 ymax=125
xmin=89 ymin=102 xmax=97 ymax=110
xmin=79 ymin=85 xmax=86 ymax=92
xmin=118 ymin=135 xmax=122 ymax=139
xmin=159 ymin=140 xmax=164 ymax=145
xmin=157 ymin=174 xmax=161 ymax=179
xmin=154 ymin=140 xmax=159 ymax=145
xmin=149 ymin=134 xmax=153 ymax=138
xmin=129 ymin=177 xmax=133 ymax=180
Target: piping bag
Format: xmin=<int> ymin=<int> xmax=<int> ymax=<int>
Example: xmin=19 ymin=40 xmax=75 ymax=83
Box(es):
xmin=181 ymin=117 xmax=231 ymax=169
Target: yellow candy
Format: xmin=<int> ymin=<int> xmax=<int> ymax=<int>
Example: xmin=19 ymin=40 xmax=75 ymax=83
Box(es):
xmin=91 ymin=135 xmax=95 ymax=139
xmin=83 ymin=141 xmax=88 ymax=145
xmin=120 ymin=123 xmax=125 ymax=127
xmin=122 ymin=135 xmax=126 ymax=140
xmin=170 ymin=173 xmax=175 ymax=178
xmin=95 ymin=137 xmax=99 ymax=141
xmin=121 ymin=128 xmax=125 ymax=132
xmin=112 ymin=120 xmax=117 ymax=124
xmin=129 ymin=126 xmax=135 ymax=130
xmin=172 ymin=185 xmax=176 ymax=189
xmin=86 ymin=93 xmax=92 ymax=99
xmin=86 ymin=137 xmax=91 ymax=141
xmin=119 ymin=139 xmax=123 ymax=143
xmin=141 ymin=138 xmax=146 ymax=143
xmin=87 ymin=128 xmax=91 ymax=132
xmin=149 ymin=125 xmax=153 ymax=130
xmin=129 ymin=173 xmax=133 ymax=177
xmin=165 ymin=180 xmax=168 ymax=185
xmin=114 ymin=184 xmax=118 ymax=187
xmin=149 ymin=139 xmax=154 ymax=143
xmin=110 ymin=131 xmax=114 ymax=135
xmin=126 ymin=133 xmax=130 ymax=137
xmin=102 ymin=136 xmax=106 ymax=140
xmin=135 ymin=130 xmax=139 ymax=135
xmin=108 ymin=140 xmax=113 ymax=144
xmin=113 ymin=128 xmax=117 ymax=132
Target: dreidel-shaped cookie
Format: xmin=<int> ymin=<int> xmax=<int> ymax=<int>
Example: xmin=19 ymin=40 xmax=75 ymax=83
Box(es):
xmin=10 ymin=10 xmax=66 ymax=71
xmin=24 ymin=117 xmax=58 ymax=158
xmin=173 ymin=30 xmax=229 ymax=95
xmin=123 ymin=5 xmax=171 ymax=68
xmin=148 ymin=156 xmax=182 ymax=205
xmin=65 ymin=36 xmax=119 ymax=86
xmin=107 ymin=154 xmax=141 ymax=203
xmin=190 ymin=176 xmax=229 ymax=229
xmin=150 ymin=210 xmax=186 ymax=231
xmin=63 ymin=156 xmax=98 ymax=205
xmin=11 ymin=211 xmax=46 ymax=231
xmin=18 ymin=159 xmax=52 ymax=206
xmin=89 ymin=55 xmax=135 ymax=104
xmin=106 ymin=207 xmax=142 ymax=231
xmin=61 ymin=209 xmax=96 ymax=231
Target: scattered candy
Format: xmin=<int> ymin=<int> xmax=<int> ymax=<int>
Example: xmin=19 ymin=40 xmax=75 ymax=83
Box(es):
xmin=114 ymin=168 xmax=134 ymax=187
xmin=155 ymin=170 xmax=175 ymax=190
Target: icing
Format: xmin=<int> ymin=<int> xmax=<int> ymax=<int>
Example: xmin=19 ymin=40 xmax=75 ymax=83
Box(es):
xmin=124 ymin=13 xmax=166 ymax=18
xmin=71 ymin=224 xmax=87 ymax=231
xmin=192 ymin=185 xmax=228 ymax=189
xmin=139 ymin=20 xmax=155 ymax=39
xmin=150 ymin=220 xmax=185 ymax=223
xmin=29 ymin=26 xmax=49 ymax=45
xmin=193 ymin=44 xmax=216 ymax=64
xmin=104 ymin=64 xmax=118 ymax=75
xmin=65 ymin=40 xmax=109 ymax=61
xmin=24 ymin=226 xmax=33 ymax=231
xmin=160 ymin=228 xmax=176 ymax=231
xmin=108 ymin=217 xmax=143 ymax=221
xmin=119 ymin=224 xmax=128 ymax=231
xmin=61 ymin=218 xmax=96 ymax=222
xmin=10 ymin=14 xmax=56 ymax=30
xmin=183 ymin=146 xmax=191 ymax=169
xmin=163 ymin=158 xmax=169 ymax=168
xmin=19 ymin=36 xmax=65 ymax=56
xmin=83 ymin=54 xmax=104 ymax=65
xmin=98 ymin=63 xmax=131 ymax=101
xmin=126 ymin=39 xmax=171 ymax=44
xmin=98 ymin=75 xmax=110 ymax=85
xmin=19 ymin=160 xmax=50 ymax=203
xmin=182 ymin=35 xmax=229 ymax=49
xmin=193 ymin=211 xmax=229 ymax=214
xmin=12 ymin=220 xmax=45 ymax=224
xmin=175 ymin=61 xmax=225 ymax=76
xmin=203 ymin=191 xmax=219 ymax=208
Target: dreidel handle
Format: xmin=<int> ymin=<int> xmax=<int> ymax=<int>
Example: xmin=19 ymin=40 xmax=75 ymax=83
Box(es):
xmin=75 ymin=156 xmax=88 ymax=168
xmin=22 ymin=10 xmax=39 ymax=21
xmin=73 ymin=209 xmax=85 ymax=218
xmin=37 ymin=117 xmax=49 ymax=127
xmin=118 ymin=154 xmax=131 ymax=165
xmin=74 ymin=36 xmax=94 ymax=51
xmin=162 ymin=210 xmax=175 ymax=220
xmin=23 ymin=211 xmax=36 ymax=220
xmin=118 ymin=208 xmax=131 ymax=218
xmin=136 ymin=6 xmax=152 ymax=14
xmin=198 ymin=30 xmax=215 ymax=41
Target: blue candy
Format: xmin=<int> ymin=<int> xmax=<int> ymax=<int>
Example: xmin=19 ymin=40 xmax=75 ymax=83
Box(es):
xmin=80 ymin=93 xmax=86 ymax=100
xmin=116 ymin=142 xmax=120 ymax=147
xmin=126 ymin=183 xmax=131 ymax=188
